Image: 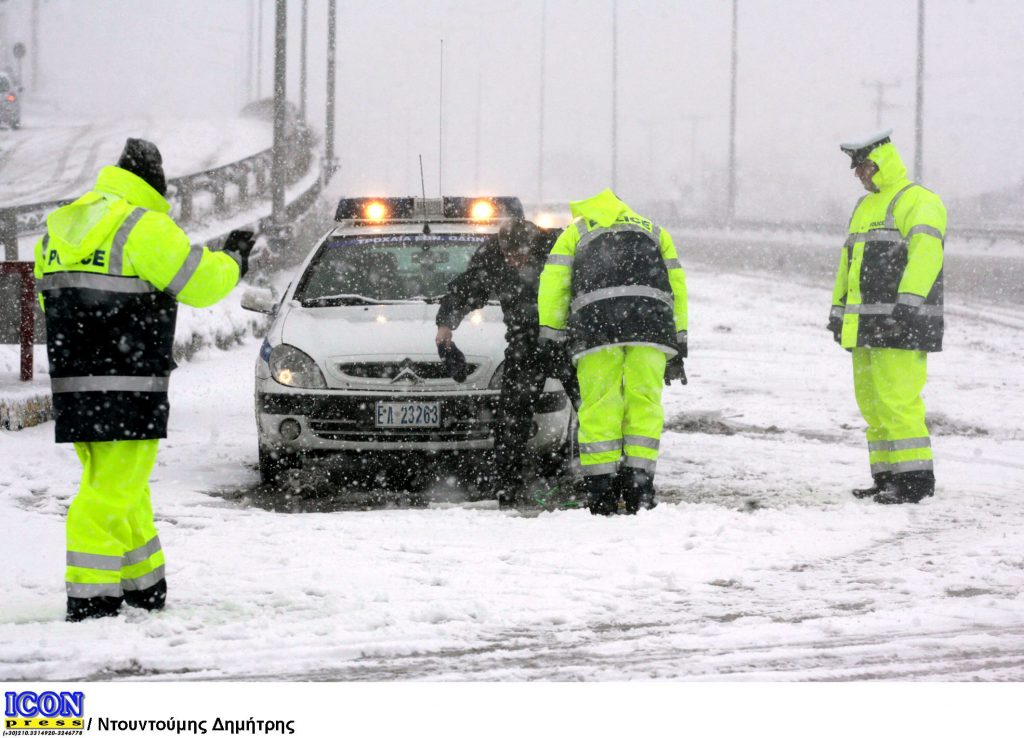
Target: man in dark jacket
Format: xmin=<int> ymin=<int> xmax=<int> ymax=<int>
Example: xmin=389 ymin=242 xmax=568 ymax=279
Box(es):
xmin=435 ymin=218 xmax=578 ymax=507
xmin=35 ymin=138 xmax=255 ymax=621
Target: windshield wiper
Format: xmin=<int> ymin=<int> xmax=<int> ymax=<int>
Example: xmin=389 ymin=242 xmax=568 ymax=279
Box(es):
xmin=301 ymin=293 xmax=422 ymax=306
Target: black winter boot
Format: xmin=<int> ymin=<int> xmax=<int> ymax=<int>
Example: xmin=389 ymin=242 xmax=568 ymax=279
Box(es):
xmin=66 ymin=596 xmax=122 ymax=622
xmin=585 ymin=475 xmax=618 ymax=516
xmin=875 ymin=470 xmax=934 ymax=505
xmin=123 ymin=579 xmax=167 ymax=611
xmin=852 ymin=472 xmax=893 ymax=499
xmin=621 ymin=468 xmax=657 ymax=514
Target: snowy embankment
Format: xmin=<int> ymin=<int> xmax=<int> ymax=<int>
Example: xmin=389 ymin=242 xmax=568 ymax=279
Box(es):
xmin=1 ymin=263 xmax=1023 ymax=681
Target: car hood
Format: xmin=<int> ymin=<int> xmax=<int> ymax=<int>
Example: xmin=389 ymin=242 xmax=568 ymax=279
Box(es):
xmin=279 ymin=302 xmax=507 ymax=391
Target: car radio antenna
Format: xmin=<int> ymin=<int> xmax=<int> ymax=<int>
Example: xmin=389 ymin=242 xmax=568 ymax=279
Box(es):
xmin=438 ymin=38 xmax=445 ymax=197
xmin=418 ymin=154 xmax=427 ymax=200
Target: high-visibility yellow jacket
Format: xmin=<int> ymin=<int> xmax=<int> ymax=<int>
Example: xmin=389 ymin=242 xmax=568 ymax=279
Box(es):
xmin=831 ymin=142 xmax=946 ymax=351
xmin=537 ymin=189 xmax=687 ymax=359
xmin=34 ymin=166 xmax=241 ymax=442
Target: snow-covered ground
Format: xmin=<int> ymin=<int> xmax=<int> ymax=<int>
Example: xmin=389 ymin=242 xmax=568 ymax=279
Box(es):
xmin=1 ymin=262 xmax=1023 ymax=681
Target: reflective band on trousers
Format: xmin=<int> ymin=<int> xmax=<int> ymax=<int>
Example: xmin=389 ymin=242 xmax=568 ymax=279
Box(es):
xmin=868 ymin=437 xmax=931 ymax=452
xmin=66 ymin=581 xmax=122 ymax=598
xmin=122 ymin=565 xmax=166 ymax=591
xmin=579 ymin=439 xmax=623 ymax=454
xmin=675 ymin=330 xmax=687 ymax=343
xmin=50 ymin=375 xmax=170 ymax=393
xmin=107 ymin=208 xmax=147 ymax=276
xmin=580 ymin=461 xmax=620 ymax=476
xmin=624 ymin=434 xmax=659 ymax=450
xmin=165 ymin=244 xmax=204 ymax=297
xmin=123 ymin=536 xmax=162 ymax=566
xmin=67 ymin=550 xmax=122 ymax=571
xmin=40 ymin=272 xmax=156 ymax=294
xmin=571 ymin=285 xmax=673 ymax=313
xmin=830 ymin=305 xmax=845 ymax=319
xmin=844 ymin=303 xmax=943 ymax=316
xmin=546 ymin=254 xmax=573 ymax=267
xmin=624 ymin=456 xmax=657 ymax=472
xmin=664 ymin=258 xmax=682 ymax=270
xmin=870 ymin=459 xmax=934 ymax=474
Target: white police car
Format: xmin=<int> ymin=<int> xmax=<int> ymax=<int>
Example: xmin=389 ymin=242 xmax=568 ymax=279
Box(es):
xmin=243 ymin=196 xmax=573 ymax=488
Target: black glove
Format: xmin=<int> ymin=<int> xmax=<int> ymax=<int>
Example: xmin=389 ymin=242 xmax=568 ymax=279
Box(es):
xmin=222 ymin=230 xmax=256 ymax=278
xmin=664 ymin=354 xmax=687 ymax=386
xmin=438 ymin=340 xmax=469 ymax=383
xmin=827 ymin=316 xmax=843 ymax=344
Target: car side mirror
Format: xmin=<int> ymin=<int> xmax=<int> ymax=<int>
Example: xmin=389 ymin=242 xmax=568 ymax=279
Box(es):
xmin=241 ymin=287 xmax=276 ymax=314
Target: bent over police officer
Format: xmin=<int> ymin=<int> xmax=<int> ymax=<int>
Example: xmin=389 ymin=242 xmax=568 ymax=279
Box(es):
xmin=538 ymin=189 xmax=688 ymax=515
xmin=830 ymin=130 xmax=946 ymax=504
xmin=435 ymin=217 xmax=578 ymax=507
xmin=34 ymin=138 xmax=255 ymax=621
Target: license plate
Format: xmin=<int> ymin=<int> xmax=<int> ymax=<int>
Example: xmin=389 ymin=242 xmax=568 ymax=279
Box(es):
xmin=375 ymin=401 xmax=441 ymax=428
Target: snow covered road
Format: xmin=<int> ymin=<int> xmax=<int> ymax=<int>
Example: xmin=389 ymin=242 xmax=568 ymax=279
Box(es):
xmin=2 ymin=266 xmax=1023 ymax=681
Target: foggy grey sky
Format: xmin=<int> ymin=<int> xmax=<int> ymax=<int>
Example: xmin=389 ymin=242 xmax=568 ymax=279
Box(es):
xmin=2 ymin=0 xmax=1022 ymax=220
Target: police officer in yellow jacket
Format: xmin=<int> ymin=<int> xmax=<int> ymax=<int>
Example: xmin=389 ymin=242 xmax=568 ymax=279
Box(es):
xmin=538 ymin=189 xmax=688 ymax=515
xmin=34 ymin=138 xmax=255 ymax=620
xmin=830 ymin=130 xmax=946 ymax=505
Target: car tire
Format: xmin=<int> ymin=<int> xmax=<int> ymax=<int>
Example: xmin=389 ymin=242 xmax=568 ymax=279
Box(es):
xmin=259 ymin=444 xmax=301 ymax=485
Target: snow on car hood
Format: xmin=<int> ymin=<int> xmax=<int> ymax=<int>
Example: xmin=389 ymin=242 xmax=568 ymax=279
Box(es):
xmin=279 ymin=301 xmax=507 ymax=390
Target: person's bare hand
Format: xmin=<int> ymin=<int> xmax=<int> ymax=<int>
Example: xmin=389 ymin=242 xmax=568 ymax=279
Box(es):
xmin=435 ymin=325 xmax=453 ymax=346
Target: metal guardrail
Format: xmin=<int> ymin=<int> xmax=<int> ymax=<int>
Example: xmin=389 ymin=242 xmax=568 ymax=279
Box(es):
xmin=0 ymin=127 xmax=313 ymax=260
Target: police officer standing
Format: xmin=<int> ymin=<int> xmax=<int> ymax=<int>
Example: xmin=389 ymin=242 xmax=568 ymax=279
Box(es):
xmin=435 ymin=217 xmax=578 ymax=508
xmin=830 ymin=130 xmax=946 ymax=504
xmin=537 ymin=189 xmax=688 ymax=515
xmin=35 ymin=138 xmax=255 ymax=620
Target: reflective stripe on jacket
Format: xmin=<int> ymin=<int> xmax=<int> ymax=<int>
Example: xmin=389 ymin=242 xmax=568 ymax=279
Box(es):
xmin=34 ymin=166 xmax=240 ymax=442
xmin=537 ymin=189 xmax=688 ymax=359
xmin=831 ymin=142 xmax=946 ymax=352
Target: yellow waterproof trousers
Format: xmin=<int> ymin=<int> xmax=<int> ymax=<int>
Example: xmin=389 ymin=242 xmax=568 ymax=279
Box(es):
xmin=66 ymin=440 xmax=165 ymax=599
xmin=576 ymin=345 xmax=667 ymax=477
xmin=852 ymin=347 xmax=933 ymax=476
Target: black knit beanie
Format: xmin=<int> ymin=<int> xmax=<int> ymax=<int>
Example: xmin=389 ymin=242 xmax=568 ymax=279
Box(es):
xmin=116 ymin=138 xmax=167 ymax=196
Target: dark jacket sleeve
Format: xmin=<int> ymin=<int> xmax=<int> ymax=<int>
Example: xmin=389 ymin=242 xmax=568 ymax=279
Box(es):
xmin=435 ymin=238 xmax=498 ymax=329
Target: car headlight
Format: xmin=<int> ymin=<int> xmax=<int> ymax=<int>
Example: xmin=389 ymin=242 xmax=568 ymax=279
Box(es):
xmin=488 ymin=360 xmax=505 ymax=390
xmin=269 ymin=344 xmax=328 ymax=389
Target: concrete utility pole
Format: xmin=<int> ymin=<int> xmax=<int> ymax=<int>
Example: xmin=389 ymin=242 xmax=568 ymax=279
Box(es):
xmin=30 ymin=0 xmax=40 ymax=89
xmin=324 ymin=0 xmax=338 ymax=183
xmin=256 ymin=0 xmax=264 ymax=99
xmin=268 ymin=0 xmax=290 ymax=256
xmin=727 ymin=0 xmax=738 ymax=221
xmin=246 ymin=0 xmax=255 ymax=100
xmin=914 ymin=0 xmax=925 ymax=181
xmin=537 ymin=0 xmax=547 ymax=203
xmin=863 ymin=79 xmax=900 ymax=129
xmin=299 ymin=0 xmax=308 ymax=120
xmin=611 ymin=0 xmax=618 ymax=191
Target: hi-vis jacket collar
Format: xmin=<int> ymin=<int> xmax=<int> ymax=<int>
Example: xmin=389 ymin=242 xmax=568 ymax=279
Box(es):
xmin=840 ymin=128 xmax=893 ymax=168
xmin=95 ymin=166 xmax=171 ymax=214
xmin=569 ymin=188 xmax=630 ymax=229
xmin=866 ymin=141 xmax=909 ymax=191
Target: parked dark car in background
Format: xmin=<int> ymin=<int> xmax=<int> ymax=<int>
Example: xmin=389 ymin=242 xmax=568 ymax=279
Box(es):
xmin=0 ymin=72 xmax=21 ymax=130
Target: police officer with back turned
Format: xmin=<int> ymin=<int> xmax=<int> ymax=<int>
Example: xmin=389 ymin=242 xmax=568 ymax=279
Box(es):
xmin=35 ymin=138 xmax=256 ymax=621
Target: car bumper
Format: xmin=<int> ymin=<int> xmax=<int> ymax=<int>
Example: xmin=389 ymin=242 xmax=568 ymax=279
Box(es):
xmin=256 ymin=385 xmax=571 ymax=453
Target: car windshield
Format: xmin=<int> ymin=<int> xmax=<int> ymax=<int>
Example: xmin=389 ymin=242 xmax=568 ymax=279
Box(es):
xmin=294 ymin=232 xmax=487 ymax=305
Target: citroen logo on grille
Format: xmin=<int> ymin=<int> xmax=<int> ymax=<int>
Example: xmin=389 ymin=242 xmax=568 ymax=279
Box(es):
xmin=390 ymin=359 xmax=421 ymax=385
